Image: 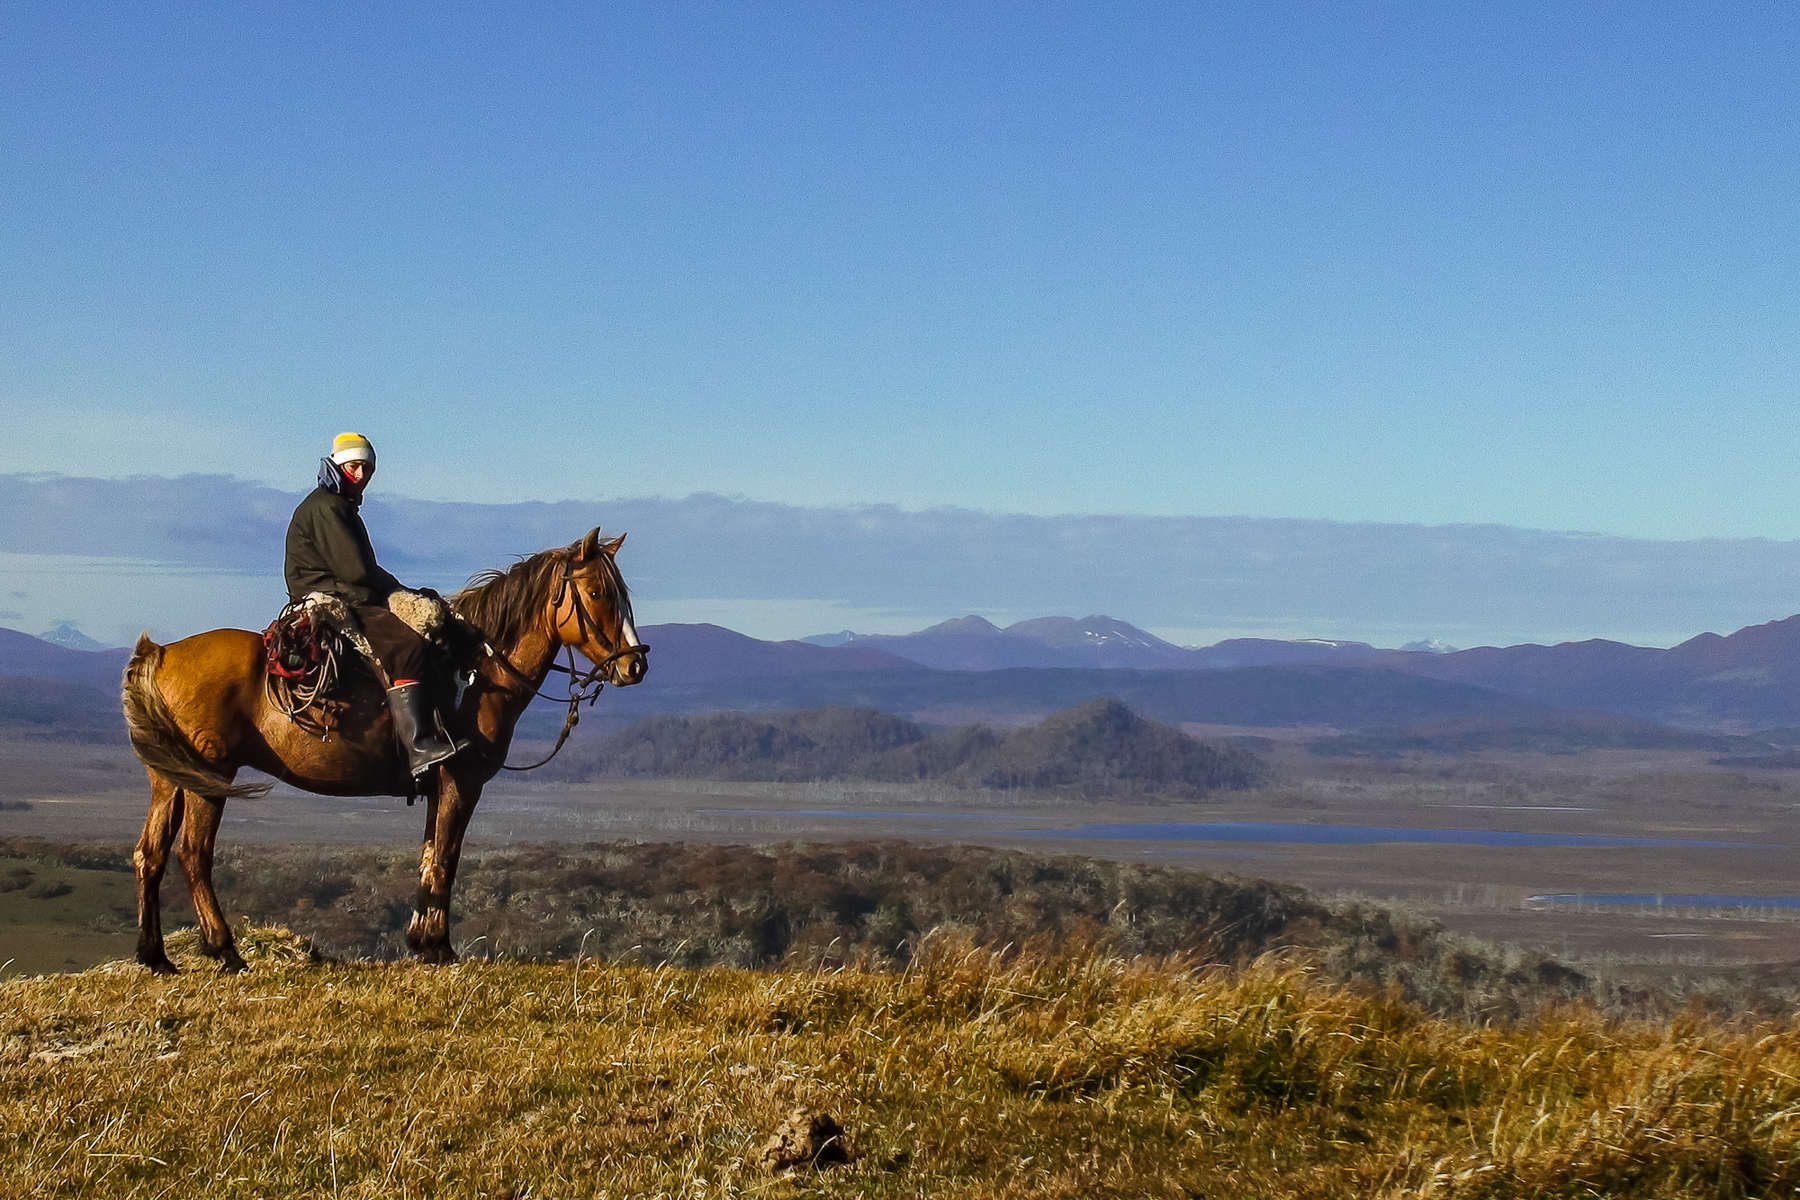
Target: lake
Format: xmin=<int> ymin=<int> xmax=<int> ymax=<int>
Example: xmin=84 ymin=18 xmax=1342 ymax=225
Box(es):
xmin=1530 ymin=893 xmax=1800 ymax=910
xmin=708 ymin=810 xmax=1770 ymax=849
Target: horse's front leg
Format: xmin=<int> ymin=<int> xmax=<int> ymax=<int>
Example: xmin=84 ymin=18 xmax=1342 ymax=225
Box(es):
xmin=177 ymin=791 xmax=247 ymax=973
xmin=134 ymin=770 xmax=185 ymax=975
xmin=406 ymin=766 xmax=480 ymax=964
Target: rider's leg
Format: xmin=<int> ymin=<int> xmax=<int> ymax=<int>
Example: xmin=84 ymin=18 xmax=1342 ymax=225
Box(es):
xmin=358 ymin=606 xmax=466 ymax=775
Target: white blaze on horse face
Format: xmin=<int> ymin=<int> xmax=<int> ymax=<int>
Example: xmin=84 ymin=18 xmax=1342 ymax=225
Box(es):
xmin=620 ymin=616 xmax=641 ymax=649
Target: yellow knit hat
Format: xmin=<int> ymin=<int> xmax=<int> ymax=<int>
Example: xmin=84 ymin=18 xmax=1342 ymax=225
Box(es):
xmin=329 ymin=432 xmax=376 ymax=467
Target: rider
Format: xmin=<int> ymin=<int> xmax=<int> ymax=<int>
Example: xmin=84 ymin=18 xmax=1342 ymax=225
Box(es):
xmin=283 ymin=432 xmax=466 ymax=777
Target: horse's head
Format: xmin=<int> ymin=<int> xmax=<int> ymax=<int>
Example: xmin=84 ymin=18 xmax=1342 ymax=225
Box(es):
xmin=550 ymin=527 xmax=648 ymax=687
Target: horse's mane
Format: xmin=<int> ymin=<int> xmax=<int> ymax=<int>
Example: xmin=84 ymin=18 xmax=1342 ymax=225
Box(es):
xmin=451 ymin=543 xmax=633 ymax=648
xmin=452 ymin=549 xmax=563 ymax=647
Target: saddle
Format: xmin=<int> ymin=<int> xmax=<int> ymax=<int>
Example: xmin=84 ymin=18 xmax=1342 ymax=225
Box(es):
xmin=261 ymin=591 xmax=481 ymax=727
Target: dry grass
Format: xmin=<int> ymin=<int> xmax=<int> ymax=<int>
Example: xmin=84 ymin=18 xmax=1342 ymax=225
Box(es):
xmin=4 ymin=928 xmax=1799 ymax=1199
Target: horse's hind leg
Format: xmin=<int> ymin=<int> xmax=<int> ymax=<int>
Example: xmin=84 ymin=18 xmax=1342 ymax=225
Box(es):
xmin=134 ymin=770 xmax=185 ymax=975
xmin=177 ymin=792 xmax=247 ymax=973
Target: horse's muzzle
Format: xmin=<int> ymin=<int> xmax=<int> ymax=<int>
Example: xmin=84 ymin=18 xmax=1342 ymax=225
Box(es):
xmin=604 ymin=644 xmax=648 ymax=687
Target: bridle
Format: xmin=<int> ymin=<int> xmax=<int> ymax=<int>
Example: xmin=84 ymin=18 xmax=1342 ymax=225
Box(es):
xmin=482 ymin=553 xmax=648 ymax=771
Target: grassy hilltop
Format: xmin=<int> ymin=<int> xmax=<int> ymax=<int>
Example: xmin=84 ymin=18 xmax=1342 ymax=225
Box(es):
xmin=5 ymin=932 xmax=1800 ymax=1199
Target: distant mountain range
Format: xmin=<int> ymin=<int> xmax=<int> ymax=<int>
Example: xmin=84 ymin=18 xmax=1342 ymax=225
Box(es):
xmin=6 ymin=610 xmax=1800 ymax=745
xmin=1362 ymin=615 xmax=1800 ymax=731
xmin=637 ymin=622 xmax=915 ymax=684
xmin=790 ymin=611 xmax=1800 ymax=733
xmin=805 ymin=614 xmax=1380 ymax=671
xmin=0 ymin=627 xmax=130 ymax=693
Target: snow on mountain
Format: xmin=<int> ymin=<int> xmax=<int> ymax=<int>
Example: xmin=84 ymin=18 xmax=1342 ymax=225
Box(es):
xmin=37 ymin=622 xmax=110 ymax=652
xmin=1400 ymin=638 xmax=1459 ymax=654
xmin=1003 ymin=615 xmax=1184 ymax=653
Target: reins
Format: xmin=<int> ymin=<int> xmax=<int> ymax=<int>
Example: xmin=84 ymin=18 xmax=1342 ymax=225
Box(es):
xmin=484 ymin=555 xmax=647 ymax=772
xmin=482 ymin=643 xmax=602 ymax=771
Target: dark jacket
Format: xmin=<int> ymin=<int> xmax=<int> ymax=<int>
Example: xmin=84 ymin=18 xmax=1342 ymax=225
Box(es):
xmin=284 ymin=460 xmax=403 ymax=605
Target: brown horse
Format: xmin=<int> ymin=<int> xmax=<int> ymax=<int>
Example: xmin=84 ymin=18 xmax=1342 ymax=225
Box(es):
xmin=120 ymin=527 xmax=646 ymax=974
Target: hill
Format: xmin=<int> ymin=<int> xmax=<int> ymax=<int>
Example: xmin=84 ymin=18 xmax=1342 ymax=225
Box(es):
xmin=0 ymin=627 xmax=129 ymax=693
xmin=635 ymin=622 xmax=918 ymax=685
xmin=0 ymin=833 xmax=1605 ymax=1013
xmin=567 ymin=705 xmax=929 ymax=780
xmin=1310 ymin=712 xmax=1745 ymax=756
xmin=587 ymin=657 xmax=1562 ymax=730
xmin=548 ymin=700 xmax=1267 ymax=797
xmin=6 ymin=923 xmax=1799 ymax=1198
xmin=1375 ymin=614 xmax=1800 ymax=730
xmin=881 ymin=698 xmax=1268 ymax=796
xmin=0 ymin=676 xmax=123 ymax=742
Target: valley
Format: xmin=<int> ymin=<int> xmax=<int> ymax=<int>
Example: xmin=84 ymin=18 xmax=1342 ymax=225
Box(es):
xmin=6 ymin=729 xmax=1797 ymax=993
xmin=6 ymin=612 xmax=1800 ymax=996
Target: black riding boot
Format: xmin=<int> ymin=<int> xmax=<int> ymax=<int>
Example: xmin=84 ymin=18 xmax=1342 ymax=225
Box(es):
xmin=385 ymin=683 xmax=467 ymax=777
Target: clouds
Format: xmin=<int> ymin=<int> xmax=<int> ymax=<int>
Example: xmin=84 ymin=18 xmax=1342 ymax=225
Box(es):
xmin=2 ymin=473 xmax=1798 ymax=649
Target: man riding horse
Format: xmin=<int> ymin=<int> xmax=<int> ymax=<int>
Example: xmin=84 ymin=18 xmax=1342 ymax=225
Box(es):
xmin=127 ymin=493 xmax=644 ymax=972
xmin=284 ymin=432 xmax=468 ymax=776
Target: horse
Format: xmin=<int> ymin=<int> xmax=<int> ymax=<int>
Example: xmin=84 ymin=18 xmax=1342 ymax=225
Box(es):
xmin=120 ymin=527 xmax=646 ymax=974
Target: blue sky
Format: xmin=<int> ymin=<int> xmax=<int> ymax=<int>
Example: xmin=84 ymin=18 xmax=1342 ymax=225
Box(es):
xmin=3 ymin=4 xmax=1799 ymax=642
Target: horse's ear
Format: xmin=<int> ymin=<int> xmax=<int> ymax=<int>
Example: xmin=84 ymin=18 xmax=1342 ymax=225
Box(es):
xmin=575 ymin=527 xmax=601 ymax=560
xmin=573 ymin=527 xmax=624 ymax=560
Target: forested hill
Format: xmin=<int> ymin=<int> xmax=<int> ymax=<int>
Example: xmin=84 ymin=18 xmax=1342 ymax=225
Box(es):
xmin=541 ymin=698 xmax=1268 ymax=797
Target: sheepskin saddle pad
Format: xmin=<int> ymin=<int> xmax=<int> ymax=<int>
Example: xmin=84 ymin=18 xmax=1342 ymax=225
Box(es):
xmin=268 ymin=589 xmax=454 ymax=683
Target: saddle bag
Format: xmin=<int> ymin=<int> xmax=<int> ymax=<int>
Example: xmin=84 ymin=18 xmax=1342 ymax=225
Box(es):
xmin=262 ymin=605 xmax=324 ymax=681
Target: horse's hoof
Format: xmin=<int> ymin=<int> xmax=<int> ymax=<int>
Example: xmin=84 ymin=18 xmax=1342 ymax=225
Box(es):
xmin=204 ymin=939 xmax=249 ymax=973
xmin=414 ymin=943 xmax=459 ymax=966
xmin=406 ymin=908 xmax=449 ymax=954
xmin=141 ymin=956 xmax=179 ymax=977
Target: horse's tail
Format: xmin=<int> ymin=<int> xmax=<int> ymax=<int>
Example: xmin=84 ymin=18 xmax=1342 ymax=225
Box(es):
xmin=122 ymin=634 xmax=270 ymax=800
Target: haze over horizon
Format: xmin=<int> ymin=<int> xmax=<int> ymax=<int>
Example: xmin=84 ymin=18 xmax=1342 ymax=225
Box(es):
xmin=5 ymin=473 xmax=1800 ymax=654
